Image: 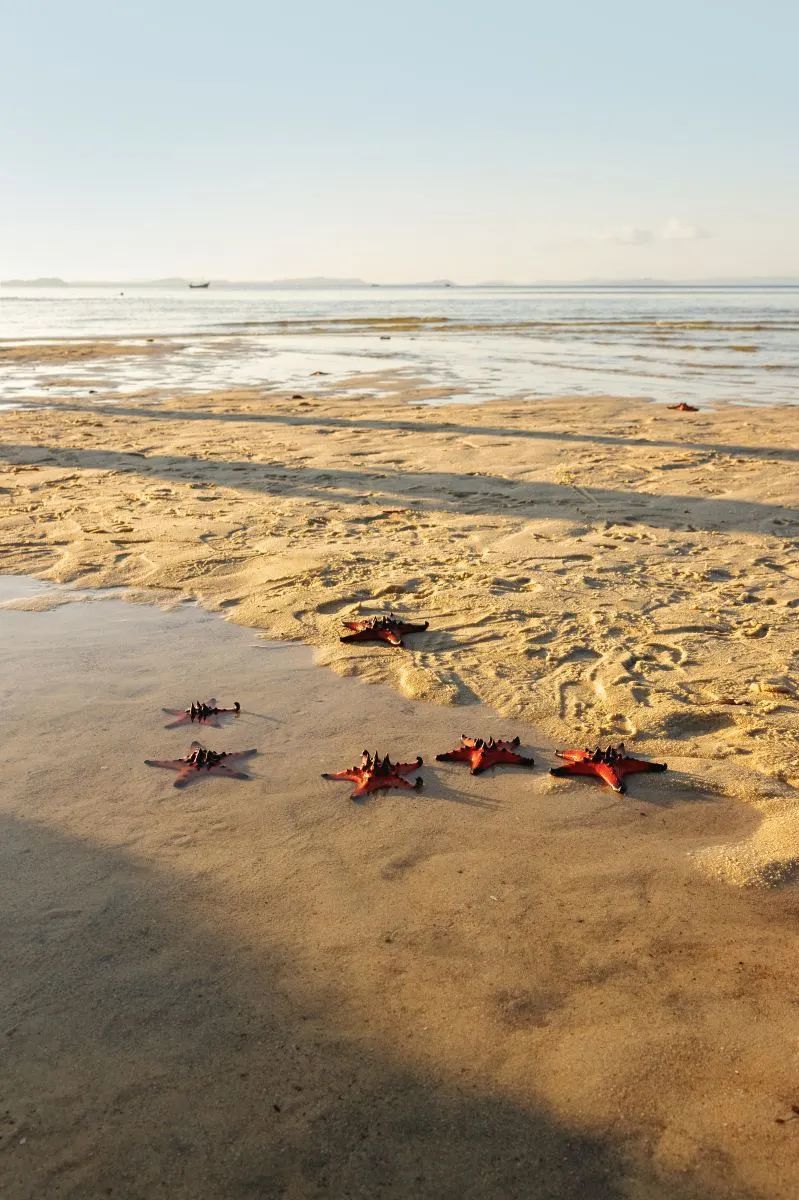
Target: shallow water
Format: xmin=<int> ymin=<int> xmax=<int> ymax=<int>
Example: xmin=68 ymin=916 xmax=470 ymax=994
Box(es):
xmin=1 ymin=283 xmax=798 ymax=408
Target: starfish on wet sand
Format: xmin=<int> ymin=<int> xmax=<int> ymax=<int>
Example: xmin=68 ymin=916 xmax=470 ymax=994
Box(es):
xmin=667 ymin=402 xmax=699 ymax=412
xmin=145 ymin=741 xmax=257 ymax=787
xmin=322 ymin=750 xmax=424 ymax=800
xmin=162 ymin=699 xmax=241 ymax=728
xmin=436 ymin=735 xmax=535 ymax=775
xmin=549 ymin=743 xmax=667 ymax=793
xmin=340 ymin=614 xmax=429 ymax=648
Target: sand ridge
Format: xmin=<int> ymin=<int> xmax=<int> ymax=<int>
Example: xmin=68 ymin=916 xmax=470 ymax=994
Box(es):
xmin=1 ymin=386 xmax=798 ymax=885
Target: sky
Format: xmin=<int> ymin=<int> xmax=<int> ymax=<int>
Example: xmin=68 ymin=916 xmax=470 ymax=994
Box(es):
xmin=1 ymin=0 xmax=797 ymax=283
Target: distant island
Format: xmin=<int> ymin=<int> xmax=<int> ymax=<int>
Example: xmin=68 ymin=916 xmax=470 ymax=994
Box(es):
xmin=0 ymin=276 xmax=458 ymax=290
xmin=3 ymin=275 xmax=799 ymax=289
xmin=2 ymin=277 xmax=70 ymax=287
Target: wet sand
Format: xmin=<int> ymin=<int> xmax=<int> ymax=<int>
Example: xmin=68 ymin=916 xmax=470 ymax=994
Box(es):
xmin=1 ymin=577 xmax=798 ymax=1199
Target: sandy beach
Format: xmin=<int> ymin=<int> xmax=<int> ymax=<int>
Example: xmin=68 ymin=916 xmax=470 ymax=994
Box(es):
xmin=2 ymin=365 xmax=799 ymax=1198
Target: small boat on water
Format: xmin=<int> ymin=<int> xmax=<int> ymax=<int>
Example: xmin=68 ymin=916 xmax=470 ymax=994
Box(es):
xmin=189 ymin=281 xmax=210 ymax=289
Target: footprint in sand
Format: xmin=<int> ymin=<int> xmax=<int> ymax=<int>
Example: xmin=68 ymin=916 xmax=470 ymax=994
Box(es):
xmin=660 ymin=711 xmax=735 ymax=738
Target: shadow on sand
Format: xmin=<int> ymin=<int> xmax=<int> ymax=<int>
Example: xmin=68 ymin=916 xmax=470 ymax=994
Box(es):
xmin=2 ymin=813 xmax=749 ymax=1200
xmin=2 ymin=440 xmax=795 ymax=538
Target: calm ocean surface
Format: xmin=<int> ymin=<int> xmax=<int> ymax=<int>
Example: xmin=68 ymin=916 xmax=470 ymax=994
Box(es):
xmin=1 ymin=284 xmax=798 ymax=408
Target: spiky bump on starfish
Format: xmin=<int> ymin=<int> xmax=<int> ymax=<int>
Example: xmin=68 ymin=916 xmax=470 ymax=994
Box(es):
xmin=436 ymin=735 xmax=535 ymax=775
xmin=322 ymin=750 xmax=424 ymax=800
xmin=145 ymin=741 xmax=256 ymax=788
xmin=162 ymin=698 xmax=241 ymax=728
xmin=549 ymin=743 xmax=667 ymax=793
xmin=340 ymin=614 xmax=429 ymax=648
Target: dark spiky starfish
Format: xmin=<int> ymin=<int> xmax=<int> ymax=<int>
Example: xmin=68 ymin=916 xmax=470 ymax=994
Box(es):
xmin=668 ymin=402 xmax=699 ymax=412
xmin=436 ymin=735 xmax=535 ymax=775
xmin=549 ymin=743 xmax=667 ymax=793
xmin=340 ymin=614 xmax=429 ymax=648
xmin=145 ymin=741 xmax=256 ymax=787
xmin=322 ymin=750 xmax=423 ymax=800
xmin=162 ymin=698 xmax=241 ymax=728
xmin=160 ymin=700 xmax=237 ymax=724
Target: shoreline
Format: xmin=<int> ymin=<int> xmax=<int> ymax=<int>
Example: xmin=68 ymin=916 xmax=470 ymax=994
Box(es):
xmin=2 ymin=385 xmax=798 ymax=886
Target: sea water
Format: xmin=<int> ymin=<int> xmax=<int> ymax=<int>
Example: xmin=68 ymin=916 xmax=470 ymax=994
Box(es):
xmin=1 ymin=283 xmax=797 ymax=408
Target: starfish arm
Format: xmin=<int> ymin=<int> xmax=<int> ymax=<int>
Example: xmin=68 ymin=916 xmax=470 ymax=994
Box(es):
xmin=436 ymin=748 xmax=474 ymax=762
xmin=145 ymin=758 xmax=185 ymax=770
xmin=214 ymin=766 xmax=251 ymax=780
xmin=492 ymin=748 xmax=535 ymax=766
xmin=342 ymin=628 xmax=402 ymax=645
xmin=349 ymin=775 xmax=372 ymax=799
xmin=225 ymin=748 xmax=258 ymax=761
xmin=471 ymin=748 xmax=535 ymax=773
xmin=555 ymin=749 xmax=591 ymax=763
xmin=163 ymin=717 xmax=191 ymax=728
xmin=622 ymin=757 xmax=667 ymax=775
xmin=385 ymin=775 xmax=422 ymax=791
xmin=172 ymin=767 xmax=195 ymax=788
xmin=399 ymin=621 xmax=429 ymax=634
xmin=392 ymin=757 xmax=423 ymax=774
xmin=595 ymin=763 xmax=625 ymax=792
xmin=499 ymin=756 xmax=534 ymax=769
xmin=322 ymin=768 xmax=361 ymax=782
xmin=550 ymin=762 xmax=602 ymax=779
xmin=470 ymin=751 xmax=489 ymax=774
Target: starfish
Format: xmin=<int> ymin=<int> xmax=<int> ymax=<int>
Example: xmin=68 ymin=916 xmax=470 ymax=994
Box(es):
xmin=436 ymin=734 xmax=535 ymax=775
xmin=322 ymin=750 xmax=423 ymax=800
xmin=667 ymin=402 xmax=699 ymax=412
xmin=340 ymin=613 xmax=429 ymax=647
xmin=162 ymin=698 xmax=241 ymax=728
xmin=145 ymin=741 xmax=257 ymax=788
xmin=549 ymin=743 xmax=667 ymax=793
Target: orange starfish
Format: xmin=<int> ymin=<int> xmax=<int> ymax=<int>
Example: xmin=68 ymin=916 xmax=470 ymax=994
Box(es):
xmin=436 ymin=735 xmax=535 ymax=775
xmin=340 ymin=614 xmax=429 ymax=647
xmin=145 ymin=741 xmax=256 ymax=788
xmin=322 ymin=750 xmax=423 ymax=800
xmin=550 ymin=743 xmax=666 ymax=793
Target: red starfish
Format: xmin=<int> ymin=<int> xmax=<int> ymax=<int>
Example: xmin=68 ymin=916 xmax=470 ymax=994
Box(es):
xmin=549 ymin=743 xmax=667 ymax=793
xmin=667 ymin=402 xmax=699 ymax=412
xmin=340 ymin=613 xmax=429 ymax=647
xmin=436 ymin=734 xmax=535 ymax=775
xmin=322 ymin=750 xmax=423 ymax=800
xmin=145 ymin=741 xmax=257 ymax=788
xmin=162 ymin=698 xmax=241 ymax=728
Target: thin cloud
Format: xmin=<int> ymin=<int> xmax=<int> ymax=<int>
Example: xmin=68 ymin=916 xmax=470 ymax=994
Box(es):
xmin=603 ymin=226 xmax=656 ymax=245
xmin=601 ymin=218 xmax=711 ymax=246
xmin=660 ymin=217 xmax=711 ymax=241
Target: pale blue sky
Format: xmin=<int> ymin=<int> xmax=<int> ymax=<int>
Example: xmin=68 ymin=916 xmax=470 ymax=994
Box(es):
xmin=2 ymin=0 xmax=796 ymax=281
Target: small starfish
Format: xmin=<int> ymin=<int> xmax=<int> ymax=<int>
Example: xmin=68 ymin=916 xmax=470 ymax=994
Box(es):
xmin=436 ymin=735 xmax=535 ymax=775
xmin=162 ymin=698 xmax=241 ymax=729
xmin=322 ymin=750 xmax=423 ymax=800
xmin=550 ymin=743 xmax=667 ymax=793
xmin=667 ymin=402 xmax=699 ymax=412
xmin=340 ymin=613 xmax=429 ymax=648
xmin=145 ymin=741 xmax=256 ymax=788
